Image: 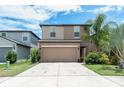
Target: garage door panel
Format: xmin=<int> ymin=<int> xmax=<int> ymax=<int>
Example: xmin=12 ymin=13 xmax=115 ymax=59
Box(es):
xmin=41 ymin=47 xmax=79 ymax=62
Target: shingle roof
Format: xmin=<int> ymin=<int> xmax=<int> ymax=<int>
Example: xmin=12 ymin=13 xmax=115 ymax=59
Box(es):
xmin=0 ymin=36 xmax=31 ymax=47
xmin=0 ymin=30 xmax=40 ymax=40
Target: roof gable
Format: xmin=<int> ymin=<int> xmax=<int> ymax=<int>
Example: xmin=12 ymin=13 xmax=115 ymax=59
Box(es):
xmin=0 ymin=30 xmax=40 ymax=40
xmin=0 ymin=36 xmax=31 ymax=47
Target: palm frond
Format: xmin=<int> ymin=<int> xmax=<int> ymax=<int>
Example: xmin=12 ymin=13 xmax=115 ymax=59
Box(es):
xmin=93 ymin=14 xmax=106 ymax=33
xmin=109 ymin=23 xmax=124 ymax=61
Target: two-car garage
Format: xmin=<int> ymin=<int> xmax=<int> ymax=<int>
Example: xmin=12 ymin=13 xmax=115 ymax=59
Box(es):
xmin=40 ymin=41 xmax=80 ymax=62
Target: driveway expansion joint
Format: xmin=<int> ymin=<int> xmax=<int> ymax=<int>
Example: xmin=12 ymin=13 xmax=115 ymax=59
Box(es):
xmin=56 ymin=63 xmax=60 ymax=87
xmin=0 ymin=77 xmax=12 ymax=84
xmin=103 ymin=76 xmax=124 ymax=87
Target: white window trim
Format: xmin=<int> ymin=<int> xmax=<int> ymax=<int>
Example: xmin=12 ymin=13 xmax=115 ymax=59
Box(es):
xmin=74 ymin=26 xmax=80 ymax=38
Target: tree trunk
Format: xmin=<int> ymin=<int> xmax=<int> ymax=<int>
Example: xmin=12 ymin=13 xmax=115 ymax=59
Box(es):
xmin=119 ymin=61 xmax=124 ymax=69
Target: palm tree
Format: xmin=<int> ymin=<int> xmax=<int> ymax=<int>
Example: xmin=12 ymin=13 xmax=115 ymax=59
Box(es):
xmin=109 ymin=23 xmax=124 ymax=68
xmin=83 ymin=14 xmax=109 ymax=52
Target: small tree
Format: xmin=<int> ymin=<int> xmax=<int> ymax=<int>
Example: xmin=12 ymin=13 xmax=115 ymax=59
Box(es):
xmin=109 ymin=23 xmax=124 ymax=68
xmin=30 ymin=48 xmax=40 ymax=63
xmin=84 ymin=14 xmax=110 ymax=52
xmin=6 ymin=50 xmax=17 ymax=64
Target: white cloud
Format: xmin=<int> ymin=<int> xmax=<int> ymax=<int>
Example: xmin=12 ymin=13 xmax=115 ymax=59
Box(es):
xmin=121 ymin=20 xmax=124 ymax=23
xmin=88 ymin=6 xmax=115 ymax=13
xmin=0 ymin=6 xmax=53 ymax=23
xmin=31 ymin=5 xmax=83 ymax=17
xmin=116 ymin=6 xmax=124 ymax=11
xmin=0 ymin=24 xmax=23 ymax=30
xmin=0 ymin=5 xmax=83 ymax=23
xmin=43 ymin=5 xmax=82 ymax=12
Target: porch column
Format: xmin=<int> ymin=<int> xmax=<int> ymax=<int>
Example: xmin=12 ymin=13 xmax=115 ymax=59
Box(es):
xmin=83 ymin=48 xmax=86 ymax=63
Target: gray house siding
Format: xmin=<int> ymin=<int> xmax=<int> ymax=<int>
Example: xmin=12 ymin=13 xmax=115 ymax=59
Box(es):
xmin=3 ymin=32 xmax=30 ymax=45
xmin=0 ymin=37 xmax=15 ymax=62
xmin=0 ymin=31 xmax=40 ymax=62
xmin=0 ymin=47 xmax=12 ymax=62
xmin=6 ymin=32 xmax=23 ymax=43
xmin=0 ymin=36 xmax=30 ymax=62
xmin=30 ymin=33 xmax=39 ymax=47
xmin=16 ymin=44 xmax=30 ymax=60
xmin=0 ymin=31 xmax=39 ymax=47
xmin=0 ymin=36 xmax=15 ymax=47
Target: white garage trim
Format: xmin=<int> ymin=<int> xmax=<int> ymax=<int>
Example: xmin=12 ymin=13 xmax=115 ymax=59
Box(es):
xmin=41 ymin=45 xmax=79 ymax=48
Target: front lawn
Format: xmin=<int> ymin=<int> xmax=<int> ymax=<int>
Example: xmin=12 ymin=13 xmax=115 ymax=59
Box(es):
xmin=0 ymin=61 xmax=37 ymax=77
xmin=85 ymin=64 xmax=124 ymax=76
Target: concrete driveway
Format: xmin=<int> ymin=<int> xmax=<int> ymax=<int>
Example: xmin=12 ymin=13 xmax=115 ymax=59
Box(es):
xmin=0 ymin=63 xmax=123 ymax=87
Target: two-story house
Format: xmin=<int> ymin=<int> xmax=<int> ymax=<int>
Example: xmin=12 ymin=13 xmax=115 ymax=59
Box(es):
xmin=0 ymin=30 xmax=40 ymax=62
xmin=39 ymin=24 xmax=94 ymax=62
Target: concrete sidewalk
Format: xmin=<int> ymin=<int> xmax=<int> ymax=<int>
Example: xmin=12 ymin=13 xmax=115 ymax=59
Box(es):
xmin=0 ymin=63 xmax=123 ymax=87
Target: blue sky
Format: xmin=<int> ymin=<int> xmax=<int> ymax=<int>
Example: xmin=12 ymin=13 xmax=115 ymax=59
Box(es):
xmin=0 ymin=5 xmax=124 ymax=38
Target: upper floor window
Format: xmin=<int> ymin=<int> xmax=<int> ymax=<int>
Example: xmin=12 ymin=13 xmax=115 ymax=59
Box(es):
xmin=74 ymin=32 xmax=80 ymax=37
xmin=50 ymin=26 xmax=56 ymax=38
xmin=23 ymin=36 xmax=28 ymax=41
xmin=1 ymin=32 xmax=6 ymax=37
xmin=22 ymin=33 xmax=29 ymax=42
xmin=74 ymin=26 xmax=80 ymax=38
xmin=50 ymin=32 xmax=56 ymax=37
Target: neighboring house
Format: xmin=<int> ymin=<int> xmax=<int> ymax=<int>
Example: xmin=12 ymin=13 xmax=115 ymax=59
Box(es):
xmin=0 ymin=30 xmax=40 ymax=62
xmin=39 ymin=24 xmax=94 ymax=62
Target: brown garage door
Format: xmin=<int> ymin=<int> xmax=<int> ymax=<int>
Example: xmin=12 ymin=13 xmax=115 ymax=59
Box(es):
xmin=41 ymin=46 xmax=79 ymax=62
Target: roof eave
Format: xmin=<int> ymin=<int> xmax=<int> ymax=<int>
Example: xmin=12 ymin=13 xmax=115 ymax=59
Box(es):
xmin=39 ymin=39 xmax=82 ymax=43
xmin=40 ymin=24 xmax=92 ymax=27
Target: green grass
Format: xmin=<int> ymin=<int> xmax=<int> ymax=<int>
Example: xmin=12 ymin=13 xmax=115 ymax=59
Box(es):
xmin=85 ymin=64 xmax=124 ymax=76
xmin=0 ymin=61 xmax=37 ymax=77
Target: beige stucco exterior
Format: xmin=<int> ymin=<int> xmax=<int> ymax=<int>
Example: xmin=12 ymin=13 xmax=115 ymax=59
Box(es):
xmin=40 ymin=24 xmax=93 ymax=62
xmin=80 ymin=26 xmax=85 ymax=38
xmin=42 ymin=26 xmax=64 ymax=39
xmin=41 ymin=25 xmax=86 ymax=40
xmin=64 ymin=26 xmax=74 ymax=39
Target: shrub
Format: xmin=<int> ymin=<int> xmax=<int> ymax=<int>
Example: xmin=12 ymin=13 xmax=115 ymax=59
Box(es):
xmin=85 ymin=52 xmax=109 ymax=64
xmin=85 ymin=52 xmax=99 ymax=64
xmin=98 ymin=52 xmax=109 ymax=64
xmin=6 ymin=50 xmax=17 ymax=64
xmin=30 ymin=48 xmax=40 ymax=63
xmin=110 ymin=55 xmax=119 ymax=65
